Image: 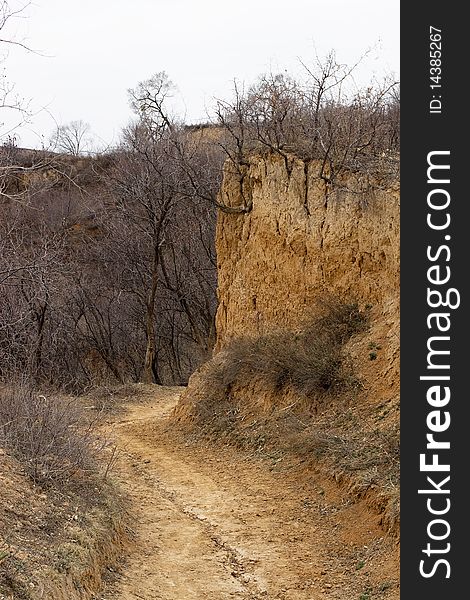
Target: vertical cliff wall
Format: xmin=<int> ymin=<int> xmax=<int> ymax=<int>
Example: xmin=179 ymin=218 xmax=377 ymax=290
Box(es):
xmin=215 ymin=154 xmax=399 ymax=349
xmin=175 ymin=152 xmax=400 ymax=535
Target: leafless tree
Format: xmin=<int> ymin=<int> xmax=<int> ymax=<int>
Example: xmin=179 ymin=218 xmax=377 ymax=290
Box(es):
xmin=1 ymin=2 xmax=34 ymax=139
xmin=97 ymin=73 xmax=220 ymax=384
xmin=50 ymin=119 xmax=93 ymax=156
xmin=128 ymin=71 xmax=176 ymax=135
xmin=105 ymin=121 xmax=180 ymax=383
xmin=214 ymin=52 xmax=400 ymax=185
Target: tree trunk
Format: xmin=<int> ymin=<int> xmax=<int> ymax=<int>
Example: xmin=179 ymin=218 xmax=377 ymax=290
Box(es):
xmin=141 ymin=250 xmax=161 ymax=384
xmin=30 ymin=300 xmax=48 ymax=382
xmin=142 ymin=304 xmax=157 ymax=383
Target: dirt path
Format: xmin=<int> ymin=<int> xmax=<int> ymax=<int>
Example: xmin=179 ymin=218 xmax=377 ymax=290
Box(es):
xmin=98 ymin=386 xmax=399 ymax=600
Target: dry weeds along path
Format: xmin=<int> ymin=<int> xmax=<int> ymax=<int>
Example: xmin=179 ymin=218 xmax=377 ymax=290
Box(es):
xmin=98 ymin=386 xmax=398 ymax=600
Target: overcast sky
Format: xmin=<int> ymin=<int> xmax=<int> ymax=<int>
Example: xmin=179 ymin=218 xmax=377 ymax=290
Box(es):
xmin=2 ymin=0 xmax=399 ymax=150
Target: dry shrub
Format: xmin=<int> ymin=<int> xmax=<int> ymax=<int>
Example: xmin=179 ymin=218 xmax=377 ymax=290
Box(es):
xmin=176 ymin=301 xmax=399 ymax=533
xmin=219 ymin=301 xmax=366 ymax=397
xmin=220 ymin=333 xmax=345 ymax=397
xmin=311 ymin=299 xmax=371 ymax=344
xmin=0 ymin=381 xmax=105 ymax=486
xmin=182 ymin=301 xmax=368 ymax=436
xmin=216 ymin=63 xmax=400 ymax=183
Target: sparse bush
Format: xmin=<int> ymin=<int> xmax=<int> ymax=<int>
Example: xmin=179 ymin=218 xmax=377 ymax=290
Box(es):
xmin=0 ymin=381 xmax=104 ymax=485
xmin=218 ymin=300 xmax=367 ymax=398
xmin=219 ymin=331 xmax=345 ymax=397
xmin=311 ymin=300 xmax=370 ymax=344
xmin=215 ymin=54 xmax=400 ymax=183
xmin=185 ymin=300 xmax=369 ymax=436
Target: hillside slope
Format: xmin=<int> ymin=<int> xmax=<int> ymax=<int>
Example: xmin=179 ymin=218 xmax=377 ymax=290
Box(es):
xmin=174 ymin=153 xmax=400 ymax=539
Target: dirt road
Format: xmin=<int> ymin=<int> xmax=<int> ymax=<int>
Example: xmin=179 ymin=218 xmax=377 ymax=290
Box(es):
xmin=98 ymin=386 xmax=399 ymax=600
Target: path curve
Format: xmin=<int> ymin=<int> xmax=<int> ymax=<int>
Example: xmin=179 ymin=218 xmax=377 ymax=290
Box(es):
xmin=98 ymin=386 xmax=399 ymax=600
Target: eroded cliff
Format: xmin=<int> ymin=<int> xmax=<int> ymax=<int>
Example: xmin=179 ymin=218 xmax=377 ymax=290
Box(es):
xmin=215 ymin=154 xmax=399 ymax=348
xmin=174 ymin=152 xmax=400 ymax=537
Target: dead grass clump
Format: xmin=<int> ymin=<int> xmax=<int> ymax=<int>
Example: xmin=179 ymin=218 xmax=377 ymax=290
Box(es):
xmin=215 ymin=301 xmax=366 ymax=398
xmin=179 ymin=301 xmax=368 ymax=437
xmin=222 ymin=332 xmax=344 ymax=395
xmin=0 ymin=381 xmax=105 ymax=486
xmin=309 ymin=299 xmax=370 ymax=344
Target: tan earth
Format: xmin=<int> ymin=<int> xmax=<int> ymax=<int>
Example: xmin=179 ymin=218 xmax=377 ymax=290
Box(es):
xmin=96 ymin=386 xmax=399 ymax=600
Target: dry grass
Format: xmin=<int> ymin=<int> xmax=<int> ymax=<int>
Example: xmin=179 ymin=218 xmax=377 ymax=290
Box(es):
xmin=0 ymin=381 xmax=108 ymax=486
xmin=0 ymin=381 xmax=129 ymax=598
xmin=185 ymin=301 xmax=368 ymax=430
xmin=0 ymin=448 xmax=128 ymax=599
xmin=174 ymin=300 xmax=400 ymax=534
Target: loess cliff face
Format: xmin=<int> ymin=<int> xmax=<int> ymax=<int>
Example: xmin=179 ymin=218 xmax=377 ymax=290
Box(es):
xmin=175 ymin=152 xmax=400 ymax=536
xmin=215 ymin=154 xmax=399 ymax=349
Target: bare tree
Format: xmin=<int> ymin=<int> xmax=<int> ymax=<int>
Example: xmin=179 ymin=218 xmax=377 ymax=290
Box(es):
xmin=50 ymin=120 xmax=92 ymax=156
xmin=128 ymin=71 xmax=176 ymax=135
xmin=214 ymin=52 xmax=400 ymax=184
xmin=98 ymin=73 xmax=220 ymax=384
xmin=105 ymin=124 xmax=179 ymax=383
xmin=1 ymin=1 xmax=35 ymax=140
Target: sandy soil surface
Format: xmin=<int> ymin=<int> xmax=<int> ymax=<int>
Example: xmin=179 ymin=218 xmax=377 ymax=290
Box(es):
xmin=97 ymin=386 xmax=399 ymax=600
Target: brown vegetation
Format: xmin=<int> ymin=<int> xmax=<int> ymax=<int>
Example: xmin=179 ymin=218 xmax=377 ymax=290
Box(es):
xmin=174 ymin=301 xmax=399 ymax=535
xmin=1 ymin=24 xmax=400 ymax=595
xmin=214 ymin=52 xmax=399 ymax=187
xmin=0 ymin=381 xmax=109 ymax=486
xmin=0 ymin=145 xmax=219 ymax=390
xmin=182 ymin=300 xmax=368 ymax=418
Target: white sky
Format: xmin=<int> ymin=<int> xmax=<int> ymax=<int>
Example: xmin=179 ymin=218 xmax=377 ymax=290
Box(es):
xmin=2 ymin=0 xmax=399 ymax=150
